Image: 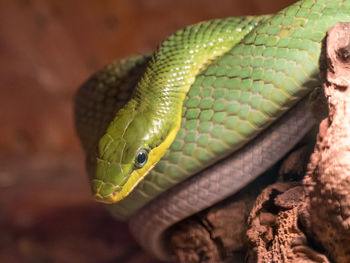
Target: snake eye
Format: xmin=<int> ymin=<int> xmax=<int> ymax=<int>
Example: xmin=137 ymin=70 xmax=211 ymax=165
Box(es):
xmin=135 ymin=148 xmax=148 ymax=169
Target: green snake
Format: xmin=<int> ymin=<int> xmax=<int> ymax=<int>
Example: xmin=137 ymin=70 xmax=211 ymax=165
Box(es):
xmin=74 ymin=0 xmax=350 ymax=260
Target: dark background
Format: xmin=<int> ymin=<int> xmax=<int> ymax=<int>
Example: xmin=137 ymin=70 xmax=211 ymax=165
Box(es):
xmin=0 ymin=0 xmax=295 ymax=262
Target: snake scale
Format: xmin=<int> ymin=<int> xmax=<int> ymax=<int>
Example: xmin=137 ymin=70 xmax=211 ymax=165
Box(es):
xmin=74 ymin=0 xmax=350 ymax=260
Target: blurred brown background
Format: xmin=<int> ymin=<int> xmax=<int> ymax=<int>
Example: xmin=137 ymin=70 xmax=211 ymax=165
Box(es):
xmin=0 ymin=0 xmax=295 ymax=262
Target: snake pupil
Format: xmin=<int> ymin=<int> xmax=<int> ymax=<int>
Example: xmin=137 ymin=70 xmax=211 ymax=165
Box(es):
xmin=135 ymin=149 xmax=148 ymax=169
xmin=138 ymin=152 xmax=146 ymax=163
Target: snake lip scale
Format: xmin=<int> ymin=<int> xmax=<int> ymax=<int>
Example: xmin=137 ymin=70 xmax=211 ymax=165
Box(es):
xmin=74 ymin=0 xmax=350 ymax=260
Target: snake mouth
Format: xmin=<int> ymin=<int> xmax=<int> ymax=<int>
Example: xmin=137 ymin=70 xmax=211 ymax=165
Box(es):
xmin=92 ymin=180 xmax=120 ymax=204
xmin=94 ymin=193 xmax=119 ymax=204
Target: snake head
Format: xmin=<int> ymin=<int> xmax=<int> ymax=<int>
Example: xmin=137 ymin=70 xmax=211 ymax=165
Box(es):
xmin=90 ymin=100 xmax=177 ymax=204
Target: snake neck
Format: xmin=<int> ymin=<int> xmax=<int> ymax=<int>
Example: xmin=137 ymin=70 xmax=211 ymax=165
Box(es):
xmin=133 ymin=17 xmax=268 ymax=137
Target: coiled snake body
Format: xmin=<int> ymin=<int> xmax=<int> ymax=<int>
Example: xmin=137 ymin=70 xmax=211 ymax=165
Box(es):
xmin=75 ymin=0 xmax=350 ymax=260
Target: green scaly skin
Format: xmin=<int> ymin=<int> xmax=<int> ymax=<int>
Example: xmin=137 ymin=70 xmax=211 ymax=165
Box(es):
xmin=75 ymin=0 xmax=350 ymax=219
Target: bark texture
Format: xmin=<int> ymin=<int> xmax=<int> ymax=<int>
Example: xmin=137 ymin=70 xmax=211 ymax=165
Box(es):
xmin=302 ymin=22 xmax=350 ymax=263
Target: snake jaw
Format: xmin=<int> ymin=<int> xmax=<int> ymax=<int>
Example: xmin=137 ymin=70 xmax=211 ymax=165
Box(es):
xmin=94 ymin=194 xmax=113 ymax=204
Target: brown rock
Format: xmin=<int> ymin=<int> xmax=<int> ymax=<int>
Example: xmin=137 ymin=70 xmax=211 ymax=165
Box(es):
xmin=303 ymin=22 xmax=350 ymax=263
xmin=246 ymin=182 xmax=329 ymax=263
